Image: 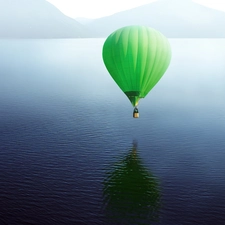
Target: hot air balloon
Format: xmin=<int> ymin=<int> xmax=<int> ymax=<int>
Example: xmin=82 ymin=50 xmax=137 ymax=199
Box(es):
xmin=102 ymin=25 xmax=172 ymax=118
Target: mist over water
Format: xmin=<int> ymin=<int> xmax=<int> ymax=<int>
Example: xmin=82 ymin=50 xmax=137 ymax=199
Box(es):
xmin=0 ymin=39 xmax=225 ymax=224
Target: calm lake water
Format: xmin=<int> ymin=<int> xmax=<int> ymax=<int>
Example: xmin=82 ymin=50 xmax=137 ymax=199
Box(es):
xmin=0 ymin=38 xmax=225 ymax=225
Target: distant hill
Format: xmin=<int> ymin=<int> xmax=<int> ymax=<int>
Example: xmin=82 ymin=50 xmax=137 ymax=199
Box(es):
xmin=2 ymin=0 xmax=225 ymax=39
xmin=0 ymin=0 xmax=90 ymax=38
xmin=85 ymin=0 xmax=225 ymax=38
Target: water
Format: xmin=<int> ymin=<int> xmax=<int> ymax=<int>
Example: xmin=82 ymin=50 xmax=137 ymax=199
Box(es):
xmin=0 ymin=38 xmax=225 ymax=225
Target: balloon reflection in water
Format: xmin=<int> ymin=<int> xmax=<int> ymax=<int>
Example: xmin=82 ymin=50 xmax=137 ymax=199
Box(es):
xmin=103 ymin=142 xmax=161 ymax=225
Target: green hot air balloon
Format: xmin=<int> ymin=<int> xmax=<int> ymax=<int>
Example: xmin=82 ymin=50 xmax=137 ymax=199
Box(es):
xmin=102 ymin=25 xmax=172 ymax=118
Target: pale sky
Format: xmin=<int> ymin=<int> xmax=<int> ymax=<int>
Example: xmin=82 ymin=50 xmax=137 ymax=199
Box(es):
xmin=46 ymin=0 xmax=225 ymax=19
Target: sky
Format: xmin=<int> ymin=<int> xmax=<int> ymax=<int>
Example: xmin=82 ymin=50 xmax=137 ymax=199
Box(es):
xmin=46 ymin=0 xmax=225 ymax=19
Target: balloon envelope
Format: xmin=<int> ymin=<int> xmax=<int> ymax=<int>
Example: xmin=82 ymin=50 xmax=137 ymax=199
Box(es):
xmin=102 ymin=25 xmax=172 ymax=106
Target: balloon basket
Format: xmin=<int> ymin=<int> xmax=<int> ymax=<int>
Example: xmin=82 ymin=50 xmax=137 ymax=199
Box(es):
xmin=133 ymin=107 xmax=139 ymax=118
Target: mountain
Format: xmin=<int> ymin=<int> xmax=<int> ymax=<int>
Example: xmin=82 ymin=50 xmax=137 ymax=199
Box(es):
xmin=76 ymin=17 xmax=94 ymax=25
xmin=0 ymin=0 xmax=90 ymax=38
xmin=86 ymin=0 xmax=225 ymax=38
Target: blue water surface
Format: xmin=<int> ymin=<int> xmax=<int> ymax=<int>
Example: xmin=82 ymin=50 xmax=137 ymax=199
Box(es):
xmin=0 ymin=38 xmax=225 ymax=225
